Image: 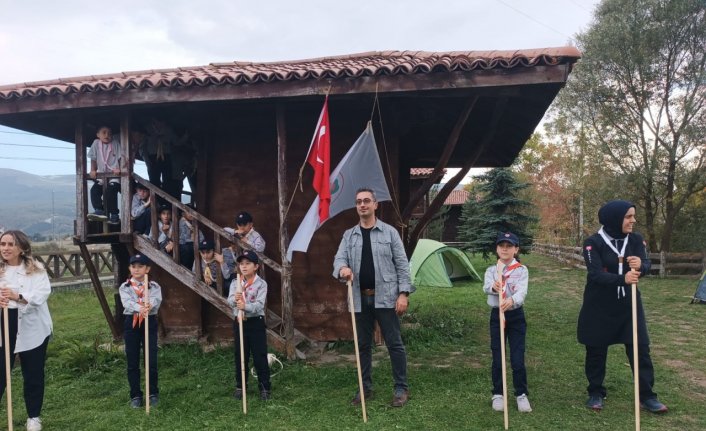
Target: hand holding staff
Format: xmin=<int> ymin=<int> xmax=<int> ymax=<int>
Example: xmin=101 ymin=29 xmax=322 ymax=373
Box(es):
xmin=144 ymin=275 xmax=150 ymax=415
xmin=347 ymin=280 xmax=367 ymax=423
xmin=497 ymin=261 xmax=509 ymax=430
xmin=236 ymin=274 xmax=247 ymax=414
xmin=1 ymin=283 xmax=13 ymax=431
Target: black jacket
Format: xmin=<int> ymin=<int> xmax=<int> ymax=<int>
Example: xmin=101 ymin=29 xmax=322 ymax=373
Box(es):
xmin=577 ymin=231 xmax=651 ymax=346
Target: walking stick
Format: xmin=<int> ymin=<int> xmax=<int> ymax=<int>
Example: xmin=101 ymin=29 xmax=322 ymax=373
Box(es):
xmin=347 ymin=280 xmax=367 ymax=423
xmin=3 ymin=302 xmax=13 ymax=431
xmin=236 ymin=274 xmax=247 ymax=414
xmin=497 ymin=262 xmax=509 ymax=430
xmin=144 ymin=274 xmax=150 ymax=415
xmin=631 ymin=269 xmax=640 ymax=431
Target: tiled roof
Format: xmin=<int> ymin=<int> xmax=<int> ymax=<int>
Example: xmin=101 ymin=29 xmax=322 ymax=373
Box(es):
xmin=444 ymin=189 xmax=469 ymax=206
xmin=0 ymin=47 xmax=580 ymax=101
xmin=410 ymin=168 xmax=446 ymax=178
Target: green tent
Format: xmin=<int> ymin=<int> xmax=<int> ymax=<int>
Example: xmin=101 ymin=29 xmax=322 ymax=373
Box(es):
xmin=410 ymin=239 xmax=481 ymax=287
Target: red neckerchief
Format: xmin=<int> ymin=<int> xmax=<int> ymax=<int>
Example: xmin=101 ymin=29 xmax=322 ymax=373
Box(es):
xmin=500 ymin=262 xmax=523 ymax=299
xmin=129 ymin=278 xmax=147 ymax=328
xmin=99 ymin=141 xmax=115 ymax=170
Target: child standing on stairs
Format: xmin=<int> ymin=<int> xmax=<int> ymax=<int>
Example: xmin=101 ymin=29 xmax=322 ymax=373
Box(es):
xmin=227 ymin=250 xmax=271 ymax=401
xmin=119 ymin=254 xmax=162 ymax=409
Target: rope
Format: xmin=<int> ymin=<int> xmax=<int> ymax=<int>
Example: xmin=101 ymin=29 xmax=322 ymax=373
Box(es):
xmin=370 ymin=84 xmax=405 ymax=229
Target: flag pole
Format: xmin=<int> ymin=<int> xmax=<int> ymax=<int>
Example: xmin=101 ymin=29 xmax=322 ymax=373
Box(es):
xmin=497 ymin=262 xmax=509 ymax=430
xmin=347 ymin=280 xmax=367 ymax=423
xmin=631 ymin=269 xmax=640 ymax=431
xmin=236 ymin=274 xmax=247 ymax=414
xmin=3 ymin=304 xmax=13 ymax=431
xmin=144 ymin=274 xmax=150 ymax=415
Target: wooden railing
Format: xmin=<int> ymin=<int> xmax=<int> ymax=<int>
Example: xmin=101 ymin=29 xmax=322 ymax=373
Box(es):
xmin=532 ymin=243 xmax=706 ymax=277
xmin=34 ymin=248 xmax=113 ymax=282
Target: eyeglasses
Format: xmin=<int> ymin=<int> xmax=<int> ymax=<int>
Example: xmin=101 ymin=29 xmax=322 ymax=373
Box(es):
xmin=355 ymin=198 xmax=374 ymax=205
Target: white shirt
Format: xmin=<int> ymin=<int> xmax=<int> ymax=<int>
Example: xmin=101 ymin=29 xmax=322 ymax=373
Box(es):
xmin=0 ymin=263 xmax=53 ymax=352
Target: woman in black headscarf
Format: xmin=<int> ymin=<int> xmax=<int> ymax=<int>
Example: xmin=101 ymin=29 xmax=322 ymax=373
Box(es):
xmin=577 ymin=200 xmax=667 ymax=413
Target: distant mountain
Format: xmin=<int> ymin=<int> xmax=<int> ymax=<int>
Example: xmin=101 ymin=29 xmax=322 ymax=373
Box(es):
xmin=0 ymin=169 xmax=76 ymax=237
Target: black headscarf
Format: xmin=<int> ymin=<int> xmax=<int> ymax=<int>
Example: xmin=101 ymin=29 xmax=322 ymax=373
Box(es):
xmin=598 ymin=200 xmax=635 ymax=239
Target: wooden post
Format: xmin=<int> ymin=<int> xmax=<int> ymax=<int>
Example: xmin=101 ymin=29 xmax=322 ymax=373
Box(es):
xmin=3 ymin=306 xmax=13 ymax=431
xmin=497 ymin=262 xmax=509 ymax=430
xmin=75 ymin=116 xmax=87 ymax=242
xmin=144 ymin=274 xmax=151 ymax=415
xmin=78 ymin=242 xmax=120 ymax=339
xmin=659 ymin=250 xmax=666 ymax=278
xmin=120 ymin=113 xmax=132 ymax=233
xmin=631 ymin=272 xmax=640 ymax=430
xmin=276 ymin=104 xmax=295 ymax=360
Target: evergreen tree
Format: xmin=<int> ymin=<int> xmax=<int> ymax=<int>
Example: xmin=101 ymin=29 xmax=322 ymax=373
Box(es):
xmin=459 ymin=168 xmax=536 ymax=259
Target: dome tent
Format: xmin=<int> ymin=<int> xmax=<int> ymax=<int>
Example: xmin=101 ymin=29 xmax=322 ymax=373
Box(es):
xmin=410 ymin=239 xmax=481 ymax=287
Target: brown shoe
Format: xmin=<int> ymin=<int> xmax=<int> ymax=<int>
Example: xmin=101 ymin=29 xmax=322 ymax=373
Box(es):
xmin=391 ymin=388 xmax=409 ymax=407
xmin=350 ymin=390 xmax=373 ymax=405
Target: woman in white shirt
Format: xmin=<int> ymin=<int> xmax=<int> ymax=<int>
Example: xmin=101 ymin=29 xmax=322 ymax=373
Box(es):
xmin=0 ymin=230 xmax=53 ymax=431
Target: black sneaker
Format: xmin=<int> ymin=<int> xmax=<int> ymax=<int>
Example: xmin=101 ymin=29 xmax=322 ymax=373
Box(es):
xmin=586 ymin=395 xmax=604 ymax=411
xmin=260 ymin=389 xmax=271 ymax=401
xmin=108 ymin=214 xmax=120 ymax=225
xmin=88 ymin=210 xmax=107 ymax=221
xmin=233 ymin=388 xmax=243 ymax=400
xmin=641 ymin=398 xmax=668 ymax=413
xmin=149 ymin=394 xmax=159 ymax=406
xmin=130 ymin=396 xmax=143 ymax=408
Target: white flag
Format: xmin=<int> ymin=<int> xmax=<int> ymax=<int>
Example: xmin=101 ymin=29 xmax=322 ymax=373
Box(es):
xmin=286 ymin=123 xmax=391 ymax=261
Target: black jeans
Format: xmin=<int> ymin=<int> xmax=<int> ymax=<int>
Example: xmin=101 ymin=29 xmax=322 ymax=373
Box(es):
xmin=90 ymin=181 xmax=121 ymax=215
xmin=585 ymin=344 xmax=657 ymax=400
xmin=233 ymin=315 xmax=270 ymax=391
xmin=0 ymin=309 xmax=49 ymax=418
xmin=356 ymin=294 xmax=408 ymax=392
xmin=123 ymin=315 xmax=158 ymax=399
xmin=132 ymin=208 xmax=151 ymax=235
xmin=490 ymin=307 xmax=528 ymax=396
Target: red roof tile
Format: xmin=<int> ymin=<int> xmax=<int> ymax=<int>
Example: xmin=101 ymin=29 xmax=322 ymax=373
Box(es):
xmin=410 ymin=168 xmax=446 ymax=178
xmin=0 ymin=47 xmax=580 ymax=101
xmin=444 ymin=189 xmax=469 ymax=206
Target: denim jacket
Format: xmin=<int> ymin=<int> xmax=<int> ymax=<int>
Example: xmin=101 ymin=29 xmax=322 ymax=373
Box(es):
xmin=333 ymin=219 xmax=414 ymax=312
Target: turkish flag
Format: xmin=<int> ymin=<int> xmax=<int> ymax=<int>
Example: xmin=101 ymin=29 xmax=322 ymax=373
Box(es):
xmin=307 ymin=97 xmax=331 ymax=223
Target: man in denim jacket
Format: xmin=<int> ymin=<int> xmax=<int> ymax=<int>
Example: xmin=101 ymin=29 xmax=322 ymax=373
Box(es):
xmin=333 ymin=188 xmax=414 ymax=407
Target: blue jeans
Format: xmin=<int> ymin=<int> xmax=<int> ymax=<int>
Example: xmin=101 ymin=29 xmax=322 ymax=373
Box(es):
xmin=356 ymin=294 xmax=408 ymax=392
xmin=490 ymin=307 xmax=528 ymax=396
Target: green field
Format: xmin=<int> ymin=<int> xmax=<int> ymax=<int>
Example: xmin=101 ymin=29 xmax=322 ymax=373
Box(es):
xmin=2 ymin=254 xmax=704 ymax=430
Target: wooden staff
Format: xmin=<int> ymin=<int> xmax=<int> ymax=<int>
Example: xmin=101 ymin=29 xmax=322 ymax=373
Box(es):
xmin=347 ymin=280 xmax=367 ymax=423
xmin=3 ymin=300 xmax=13 ymax=431
xmin=497 ymin=261 xmax=509 ymax=430
xmin=236 ymin=274 xmax=247 ymax=414
xmin=631 ymin=268 xmax=640 ymax=431
xmin=144 ymin=274 xmax=150 ymax=415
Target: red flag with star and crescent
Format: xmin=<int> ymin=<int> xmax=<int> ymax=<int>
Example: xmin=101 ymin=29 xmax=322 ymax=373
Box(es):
xmin=306 ymin=97 xmax=331 ymax=223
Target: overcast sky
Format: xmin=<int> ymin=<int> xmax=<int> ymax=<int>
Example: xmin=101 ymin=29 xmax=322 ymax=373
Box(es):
xmin=0 ymin=0 xmax=599 ymax=176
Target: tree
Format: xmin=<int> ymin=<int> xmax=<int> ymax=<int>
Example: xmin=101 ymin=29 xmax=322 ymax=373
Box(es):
xmin=459 ymin=168 xmax=536 ymax=259
xmin=553 ymin=0 xmax=706 ymax=251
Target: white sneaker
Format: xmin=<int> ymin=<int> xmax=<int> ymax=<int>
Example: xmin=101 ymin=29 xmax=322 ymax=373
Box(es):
xmin=517 ymin=394 xmax=532 ymax=412
xmin=26 ymin=417 xmax=42 ymax=431
xmin=491 ymin=394 xmax=504 ymax=411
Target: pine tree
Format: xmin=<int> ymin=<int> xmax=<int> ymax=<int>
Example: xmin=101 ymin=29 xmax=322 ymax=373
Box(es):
xmin=459 ymin=168 xmax=536 ymax=258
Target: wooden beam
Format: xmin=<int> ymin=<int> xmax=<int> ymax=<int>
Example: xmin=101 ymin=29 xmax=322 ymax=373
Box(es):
xmin=119 ymin=113 xmax=131 ymax=233
xmin=75 ymin=116 xmax=87 ymax=242
xmin=276 ymin=103 xmax=295 ymax=360
xmin=0 ymin=65 xmax=572 ymax=115
xmin=77 ymin=242 xmax=120 ymax=339
xmin=407 ymin=98 xmax=508 ymax=249
xmin=400 ymin=96 xmax=478 ymax=222
xmin=133 ymin=234 xmax=233 ymax=317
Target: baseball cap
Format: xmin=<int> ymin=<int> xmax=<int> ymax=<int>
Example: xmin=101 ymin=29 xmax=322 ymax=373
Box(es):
xmin=129 ymin=254 xmax=151 ymax=265
xmin=198 ymin=239 xmax=215 ymax=250
xmin=236 ymin=211 xmax=253 ymax=226
xmin=236 ymin=250 xmax=259 ymax=264
xmin=496 ymin=232 xmax=520 ymax=246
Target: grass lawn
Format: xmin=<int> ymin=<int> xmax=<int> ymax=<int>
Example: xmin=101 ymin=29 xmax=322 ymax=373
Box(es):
xmin=2 ymin=254 xmax=704 ymax=430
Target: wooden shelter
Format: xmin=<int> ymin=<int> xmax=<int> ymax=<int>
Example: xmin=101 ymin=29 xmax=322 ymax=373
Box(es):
xmin=0 ymin=48 xmax=580 ymax=358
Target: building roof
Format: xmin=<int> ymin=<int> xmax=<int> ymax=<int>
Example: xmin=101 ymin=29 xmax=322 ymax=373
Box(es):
xmin=0 ymin=48 xmax=580 ymax=101
xmin=444 ymin=189 xmax=469 ymax=206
